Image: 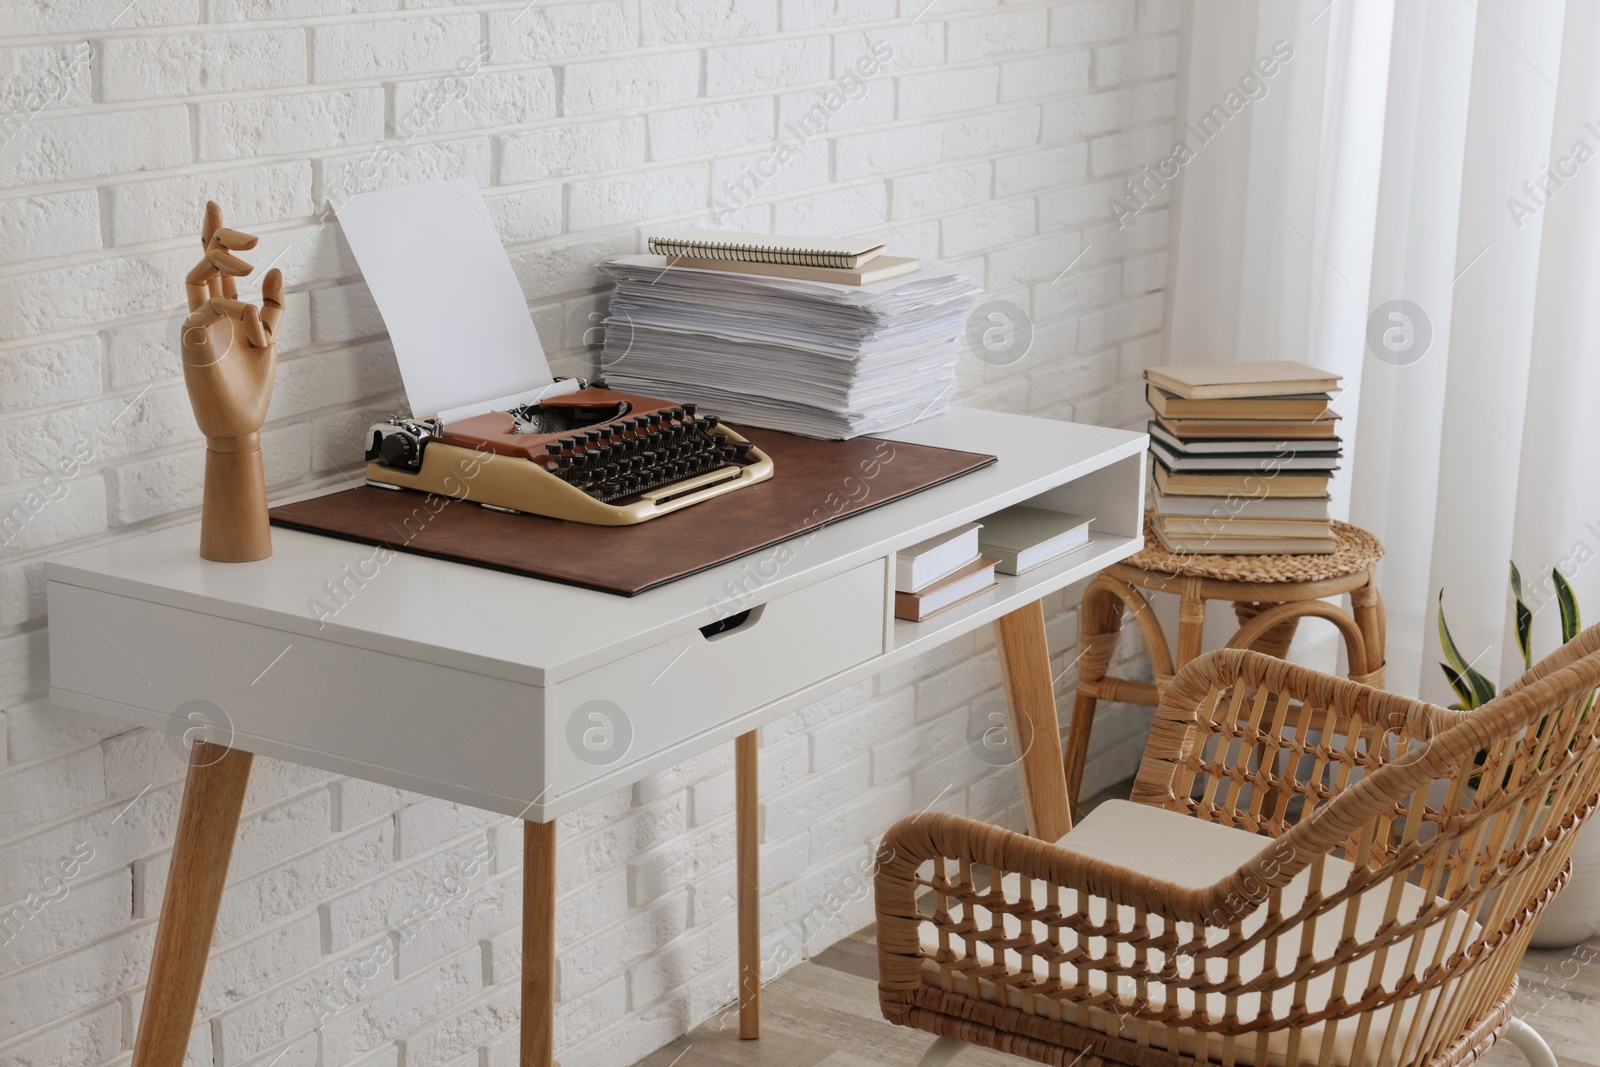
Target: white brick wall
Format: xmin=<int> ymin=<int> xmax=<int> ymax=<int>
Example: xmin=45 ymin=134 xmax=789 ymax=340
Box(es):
xmin=0 ymin=1 xmax=1175 ymax=1063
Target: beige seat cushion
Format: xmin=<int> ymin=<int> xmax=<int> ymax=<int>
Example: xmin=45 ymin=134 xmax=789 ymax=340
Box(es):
xmin=915 ymin=801 xmax=1479 ymax=1067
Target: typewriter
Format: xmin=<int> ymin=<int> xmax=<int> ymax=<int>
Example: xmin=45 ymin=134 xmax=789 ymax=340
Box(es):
xmin=364 ymin=382 xmax=773 ymax=525
xmin=335 ymin=177 xmax=773 ymax=526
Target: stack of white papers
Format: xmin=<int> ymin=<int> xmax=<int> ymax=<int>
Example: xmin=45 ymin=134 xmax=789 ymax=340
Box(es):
xmin=599 ymin=255 xmax=981 ymax=439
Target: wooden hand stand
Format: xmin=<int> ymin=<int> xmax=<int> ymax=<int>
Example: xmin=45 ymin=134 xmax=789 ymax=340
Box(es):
xmin=180 ymin=201 xmax=286 ymax=562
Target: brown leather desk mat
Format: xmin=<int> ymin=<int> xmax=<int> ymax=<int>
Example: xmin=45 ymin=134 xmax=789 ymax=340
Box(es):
xmin=270 ymin=426 xmax=996 ymax=596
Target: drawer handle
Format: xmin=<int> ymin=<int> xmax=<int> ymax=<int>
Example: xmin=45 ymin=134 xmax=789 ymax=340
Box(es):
xmin=699 ymin=605 xmax=765 ymax=641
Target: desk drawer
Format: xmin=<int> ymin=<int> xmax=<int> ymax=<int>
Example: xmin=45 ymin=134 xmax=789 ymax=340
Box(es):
xmin=545 ymin=557 xmax=888 ymax=795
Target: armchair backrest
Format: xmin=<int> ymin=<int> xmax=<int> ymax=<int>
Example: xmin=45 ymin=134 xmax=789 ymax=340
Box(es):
xmin=1130 ymin=625 xmax=1600 ymax=1065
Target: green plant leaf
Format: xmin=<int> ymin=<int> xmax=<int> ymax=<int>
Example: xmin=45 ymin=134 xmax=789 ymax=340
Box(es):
xmin=1511 ymin=561 xmax=1533 ymax=671
xmin=1440 ymin=662 xmax=1478 ymax=709
xmin=1438 ymin=591 xmax=1498 ymax=706
xmin=1555 ymin=567 xmax=1581 ymax=644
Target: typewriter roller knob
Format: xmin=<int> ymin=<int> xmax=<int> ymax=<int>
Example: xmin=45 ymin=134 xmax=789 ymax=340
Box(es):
xmin=378 ymin=432 xmax=420 ymax=469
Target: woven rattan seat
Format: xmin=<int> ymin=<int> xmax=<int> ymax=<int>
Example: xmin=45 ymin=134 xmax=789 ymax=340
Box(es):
xmin=1122 ymin=514 xmax=1384 ymax=584
xmin=1060 ymin=514 xmax=1388 ymax=807
xmin=876 ymin=633 xmax=1600 ymax=1067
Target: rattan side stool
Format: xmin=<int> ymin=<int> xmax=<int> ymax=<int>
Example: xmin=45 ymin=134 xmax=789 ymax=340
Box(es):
xmin=1065 ymin=513 xmax=1386 ymax=806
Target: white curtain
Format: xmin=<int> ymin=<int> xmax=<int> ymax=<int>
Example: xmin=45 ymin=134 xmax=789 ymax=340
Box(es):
xmin=1165 ymin=0 xmax=1600 ymax=702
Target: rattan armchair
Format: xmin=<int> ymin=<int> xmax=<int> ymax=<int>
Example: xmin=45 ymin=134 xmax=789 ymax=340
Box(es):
xmin=876 ymin=626 xmax=1600 ymax=1067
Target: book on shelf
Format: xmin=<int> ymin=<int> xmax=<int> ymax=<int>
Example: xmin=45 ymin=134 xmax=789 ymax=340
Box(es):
xmin=1153 ymin=413 xmax=1340 ymax=439
xmin=1152 ymin=462 xmax=1332 ymax=498
xmin=977 ymin=506 xmax=1093 ymax=576
xmin=647 ymin=229 xmax=885 ymax=269
xmin=1145 ymin=360 xmax=1341 ymax=400
xmin=895 ymin=523 xmax=982 ymax=593
xmin=1150 ymin=440 xmax=1340 ymax=473
xmin=1152 ymin=524 xmax=1336 ymax=555
xmin=661 ymin=253 xmax=920 ymax=287
xmin=894 ymin=555 xmax=998 ymax=622
xmin=1148 ymin=422 xmax=1341 ymax=455
xmin=1147 ymin=384 xmax=1335 ymax=421
xmin=1157 ymin=516 xmax=1334 ymax=539
xmin=1151 ymin=490 xmax=1332 ymax=522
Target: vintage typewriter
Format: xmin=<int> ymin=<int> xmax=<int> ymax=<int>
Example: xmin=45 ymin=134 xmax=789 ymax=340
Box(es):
xmin=364 ymin=382 xmax=772 ymax=525
xmin=335 ymin=177 xmax=772 ymax=526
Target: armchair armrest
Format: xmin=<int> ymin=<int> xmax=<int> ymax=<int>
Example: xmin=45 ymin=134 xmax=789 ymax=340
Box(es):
xmin=1129 ymin=649 xmax=1449 ymax=838
xmin=874 ymin=809 xmax=1298 ymax=1029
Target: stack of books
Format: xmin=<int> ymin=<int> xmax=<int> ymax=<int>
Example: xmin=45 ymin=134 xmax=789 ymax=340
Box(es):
xmin=894 ymin=524 xmax=997 ymax=622
xmin=599 ymin=231 xmax=979 ymax=439
xmin=1144 ymin=361 xmax=1343 ymax=555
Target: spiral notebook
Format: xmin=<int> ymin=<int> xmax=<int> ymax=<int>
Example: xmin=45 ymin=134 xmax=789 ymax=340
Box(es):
xmin=648 ymin=229 xmax=885 ymax=269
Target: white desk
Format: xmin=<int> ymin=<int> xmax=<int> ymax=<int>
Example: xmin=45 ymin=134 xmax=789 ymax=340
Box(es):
xmin=45 ymin=406 xmax=1147 ymax=1066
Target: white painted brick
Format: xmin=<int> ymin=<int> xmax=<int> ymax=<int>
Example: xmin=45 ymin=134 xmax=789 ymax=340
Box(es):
xmin=786 ymin=0 xmax=895 ymax=31
xmin=890 ymin=162 xmax=989 ymax=218
xmin=197 ymin=88 xmax=384 ymax=161
xmin=835 ymin=22 xmax=944 ymax=70
xmin=562 ymin=51 xmax=700 ymax=116
xmin=560 ymin=891 xmax=687 ymax=999
xmin=834 ymin=125 xmax=940 ymax=180
xmin=0 ymin=1001 xmax=121 ymax=1067
xmin=705 ymin=35 xmax=831 ymax=96
xmin=1001 ymin=48 xmax=1093 ymax=102
xmin=0 ymin=334 xmax=101 ymax=413
xmin=486 ymin=186 xmax=563 ymax=245
xmin=568 ymin=163 xmax=708 ymax=231
xmin=319 ymin=948 xmax=482 ymax=1064
xmin=0 ymin=191 xmax=100 ymax=265
xmin=1121 ymin=250 xmax=1167 ymax=295
xmin=1027 ymin=348 xmax=1120 ymax=411
xmin=272 ymin=341 xmax=404 ymax=419
xmin=210 ymin=0 xmax=394 ymax=19
xmin=395 ymin=797 xmax=495 ymax=859
xmin=0 ymin=0 xmax=193 ymax=35
xmin=101 ymin=29 xmax=306 ymax=102
xmin=772 ymin=181 xmax=887 ymax=235
xmin=1090 ymin=122 xmax=1174 ymax=176
xmin=942 ymin=197 xmax=1036 ymax=258
xmin=108 ymin=160 xmax=314 ymax=247
xmin=996 ymin=142 xmax=1089 ymax=197
xmin=312 ymin=15 xmax=481 ymax=83
xmin=0 ymin=475 xmax=108 ymax=555
xmin=648 ymin=98 xmax=773 ymax=160
xmin=509 ymin=230 xmax=638 ymax=300
xmin=706 ymin=142 xmax=829 ymax=220
xmin=1140 ymin=0 xmax=1182 ymax=33
xmin=103 ymin=291 xmax=309 ymax=390
xmin=941 ymin=105 xmax=1040 ymax=161
xmin=776 ymin=78 xmax=894 ymax=135
xmin=393 ymin=68 xmax=556 ymax=136
xmin=1096 ymin=34 xmax=1180 ymax=86
xmin=896 ymin=66 xmax=999 ymax=119
xmin=947 ymin=9 xmax=1051 ymax=61
xmin=405 ymin=984 xmax=523 ymax=1067
xmin=488 ymin=1 xmax=639 ymax=62
xmin=104 ymin=424 xmax=310 ymax=524
xmin=642 ymin=0 xmax=777 ymax=44
xmin=987 ymin=232 xmax=1082 ymax=290
xmin=1 ymin=107 xmax=190 ymax=187
xmin=1050 ymin=0 xmax=1136 ymax=47
xmin=499 ymin=116 xmax=647 ymax=182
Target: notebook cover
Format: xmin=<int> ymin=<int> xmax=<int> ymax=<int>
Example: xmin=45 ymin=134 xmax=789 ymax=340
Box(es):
xmin=1144 ymin=361 xmax=1341 ymax=400
xmin=269 ymin=426 xmax=996 ymax=597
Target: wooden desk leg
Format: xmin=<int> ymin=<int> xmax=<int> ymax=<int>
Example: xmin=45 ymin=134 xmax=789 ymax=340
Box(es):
xmin=735 ymin=729 xmax=761 ymax=1039
xmin=522 ymin=819 xmax=557 ymax=1067
xmin=131 ymin=741 xmax=251 ymax=1067
xmin=993 ymin=600 xmax=1073 ymax=840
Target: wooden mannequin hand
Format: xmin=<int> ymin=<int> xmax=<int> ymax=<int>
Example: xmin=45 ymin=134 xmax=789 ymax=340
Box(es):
xmin=181 ymin=201 xmax=286 ymax=562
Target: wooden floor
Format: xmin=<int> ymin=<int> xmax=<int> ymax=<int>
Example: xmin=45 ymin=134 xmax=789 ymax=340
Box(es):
xmin=633 ymin=924 xmax=1600 ymax=1067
